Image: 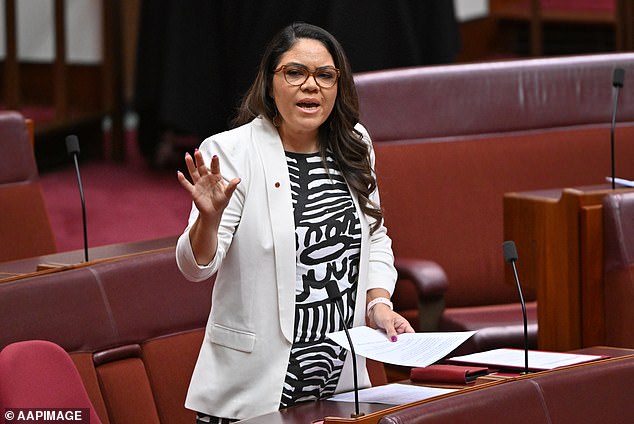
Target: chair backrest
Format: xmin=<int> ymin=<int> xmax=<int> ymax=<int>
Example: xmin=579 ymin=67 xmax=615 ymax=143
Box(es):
xmin=0 ymin=340 xmax=102 ymax=423
xmin=603 ymin=191 xmax=634 ymax=347
xmin=0 ymin=111 xmax=56 ymax=261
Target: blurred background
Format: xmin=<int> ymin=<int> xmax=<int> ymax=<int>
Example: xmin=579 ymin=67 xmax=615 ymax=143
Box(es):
xmin=0 ymin=0 xmax=631 ymax=251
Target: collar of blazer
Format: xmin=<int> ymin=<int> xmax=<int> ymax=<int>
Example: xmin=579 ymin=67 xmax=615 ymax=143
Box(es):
xmin=252 ymin=117 xmax=297 ymax=344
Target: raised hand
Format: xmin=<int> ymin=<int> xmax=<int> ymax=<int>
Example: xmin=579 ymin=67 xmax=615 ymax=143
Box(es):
xmin=177 ymin=150 xmax=241 ymax=266
xmin=177 ymin=150 xmax=241 ymax=220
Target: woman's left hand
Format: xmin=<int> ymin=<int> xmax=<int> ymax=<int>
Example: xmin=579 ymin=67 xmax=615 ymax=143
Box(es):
xmin=368 ymin=304 xmax=415 ymax=342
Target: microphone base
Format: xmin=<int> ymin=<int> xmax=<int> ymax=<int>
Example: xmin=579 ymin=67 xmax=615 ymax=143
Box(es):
xmin=350 ymin=412 xmax=366 ymax=418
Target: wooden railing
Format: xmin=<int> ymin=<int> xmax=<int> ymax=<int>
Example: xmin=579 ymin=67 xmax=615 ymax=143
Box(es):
xmin=490 ymin=0 xmax=632 ymax=56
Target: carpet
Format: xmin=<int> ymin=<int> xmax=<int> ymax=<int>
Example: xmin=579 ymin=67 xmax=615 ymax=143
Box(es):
xmin=39 ymin=129 xmax=192 ymax=252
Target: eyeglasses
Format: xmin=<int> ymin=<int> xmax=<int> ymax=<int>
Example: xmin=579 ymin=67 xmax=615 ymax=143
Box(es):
xmin=274 ymin=64 xmax=340 ymax=88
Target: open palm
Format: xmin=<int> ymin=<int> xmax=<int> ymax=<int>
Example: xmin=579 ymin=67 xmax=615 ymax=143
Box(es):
xmin=177 ymin=150 xmax=240 ymax=218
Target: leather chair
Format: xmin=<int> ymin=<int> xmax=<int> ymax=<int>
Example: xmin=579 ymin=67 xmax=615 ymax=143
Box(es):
xmin=603 ymin=191 xmax=634 ymax=348
xmin=0 ymin=340 xmax=102 ymax=424
xmin=355 ymin=52 xmax=634 ymax=356
xmin=0 ymin=111 xmax=56 ymax=261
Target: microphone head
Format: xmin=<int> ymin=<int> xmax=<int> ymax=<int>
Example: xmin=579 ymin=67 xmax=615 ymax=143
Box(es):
xmin=613 ymin=68 xmax=625 ymax=88
xmin=65 ymin=135 xmax=80 ymax=155
xmin=325 ymin=281 xmax=342 ymax=300
xmin=503 ymin=240 xmax=519 ymax=263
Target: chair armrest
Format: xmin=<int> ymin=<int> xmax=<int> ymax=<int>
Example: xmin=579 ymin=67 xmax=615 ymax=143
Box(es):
xmin=393 ymin=257 xmax=448 ymax=332
xmin=394 ymin=257 xmax=448 ymax=298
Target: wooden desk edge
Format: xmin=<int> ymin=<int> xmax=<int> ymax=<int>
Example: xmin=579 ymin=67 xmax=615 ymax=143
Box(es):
xmin=323 ymin=352 xmax=634 ymax=424
xmin=0 ymin=245 xmax=176 ymax=284
xmin=322 ymin=379 xmax=507 ymax=424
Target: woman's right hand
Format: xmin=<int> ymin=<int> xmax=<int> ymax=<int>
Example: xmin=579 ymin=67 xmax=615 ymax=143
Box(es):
xmin=177 ymin=150 xmax=240 ymax=266
xmin=177 ymin=150 xmax=241 ymax=220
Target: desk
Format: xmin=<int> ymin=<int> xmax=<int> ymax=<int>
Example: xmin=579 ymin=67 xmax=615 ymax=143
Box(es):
xmin=238 ymin=401 xmax=391 ymax=424
xmin=503 ymin=185 xmax=634 ymax=351
xmin=241 ymin=346 xmax=634 ymax=423
xmin=0 ymin=235 xmax=177 ymax=283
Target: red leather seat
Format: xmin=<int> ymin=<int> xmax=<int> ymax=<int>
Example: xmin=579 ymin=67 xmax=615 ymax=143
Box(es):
xmin=0 ymin=340 xmax=102 ymax=423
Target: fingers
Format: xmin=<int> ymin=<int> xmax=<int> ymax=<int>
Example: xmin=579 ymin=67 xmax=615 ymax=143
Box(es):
xmin=396 ymin=318 xmax=415 ymax=334
xmin=176 ymin=170 xmax=194 ymax=193
xmin=225 ymin=177 xmax=242 ymax=198
xmin=185 ymin=152 xmax=198 ymax=179
xmin=373 ymin=309 xmax=415 ymax=342
xmin=385 ymin=323 xmax=398 ymax=343
xmin=182 ymin=150 xmax=240 ymax=201
xmin=189 ymin=150 xmax=224 ymax=178
xmin=194 ymin=150 xmax=209 ymax=176
xmin=209 ymin=154 xmax=221 ymax=175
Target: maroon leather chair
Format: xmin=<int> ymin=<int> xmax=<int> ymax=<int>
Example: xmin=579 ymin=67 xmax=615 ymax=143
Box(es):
xmin=0 ymin=111 xmax=57 ymax=261
xmin=603 ymin=191 xmax=634 ymax=348
xmin=354 ymin=52 xmax=634 ymax=355
xmin=0 ymin=340 xmax=102 ymax=424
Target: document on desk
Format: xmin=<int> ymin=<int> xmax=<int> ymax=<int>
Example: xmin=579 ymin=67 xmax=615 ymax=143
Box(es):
xmin=327 ymin=383 xmax=457 ymax=405
xmin=447 ymin=348 xmax=607 ymax=371
xmin=326 ymin=326 xmax=476 ymax=368
xmin=605 ymin=176 xmax=634 ymax=187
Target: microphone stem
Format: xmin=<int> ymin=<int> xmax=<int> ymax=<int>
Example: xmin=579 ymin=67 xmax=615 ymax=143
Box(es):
xmin=72 ymin=154 xmax=89 ymax=262
xmin=511 ymin=261 xmax=528 ymax=375
xmin=334 ymin=301 xmax=361 ymax=418
xmin=610 ymin=86 xmax=621 ymax=190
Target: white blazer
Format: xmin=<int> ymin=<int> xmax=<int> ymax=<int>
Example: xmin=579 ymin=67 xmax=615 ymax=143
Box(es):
xmin=176 ymin=116 xmax=397 ymax=420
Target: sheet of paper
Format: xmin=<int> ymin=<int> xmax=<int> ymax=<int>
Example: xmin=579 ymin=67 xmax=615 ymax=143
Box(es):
xmin=326 ymin=326 xmax=475 ymax=368
xmin=606 ymin=176 xmax=634 ymax=187
xmin=327 ymin=383 xmax=457 ymax=405
xmin=448 ymin=348 xmax=604 ymax=370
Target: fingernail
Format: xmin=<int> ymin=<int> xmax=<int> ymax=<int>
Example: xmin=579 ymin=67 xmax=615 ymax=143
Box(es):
xmin=391 ymin=336 xmax=397 ymax=342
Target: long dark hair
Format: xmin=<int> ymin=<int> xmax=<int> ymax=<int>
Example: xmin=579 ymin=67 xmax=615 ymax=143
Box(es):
xmin=233 ymin=22 xmax=384 ymax=233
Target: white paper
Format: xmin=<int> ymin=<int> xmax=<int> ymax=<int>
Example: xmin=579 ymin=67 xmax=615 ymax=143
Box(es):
xmin=327 ymin=383 xmax=457 ymax=405
xmin=448 ymin=348 xmax=604 ymax=370
xmin=605 ymin=176 xmax=634 ymax=187
xmin=326 ymin=326 xmax=475 ymax=368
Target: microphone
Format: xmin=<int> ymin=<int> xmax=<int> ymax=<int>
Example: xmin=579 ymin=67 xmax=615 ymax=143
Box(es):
xmin=325 ymin=281 xmax=364 ymax=418
xmin=610 ymin=68 xmax=625 ymax=190
xmin=502 ymin=240 xmax=529 ymax=375
xmin=65 ymin=135 xmax=89 ymax=262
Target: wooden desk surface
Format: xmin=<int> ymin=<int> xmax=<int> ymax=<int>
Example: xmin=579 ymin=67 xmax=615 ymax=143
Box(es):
xmin=0 ymin=235 xmax=178 ymax=282
xmin=241 ymin=346 xmax=634 ymax=423
xmin=238 ymin=401 xmax=392 ymax=424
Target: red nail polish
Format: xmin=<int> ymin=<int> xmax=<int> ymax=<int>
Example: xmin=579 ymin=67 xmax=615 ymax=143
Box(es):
xmin=391 ymin=336 xmax=397 ymax=342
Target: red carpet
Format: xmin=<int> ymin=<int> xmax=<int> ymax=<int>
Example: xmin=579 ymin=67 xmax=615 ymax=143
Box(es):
xmin=39 ymin=130 xmax=191 ymax=252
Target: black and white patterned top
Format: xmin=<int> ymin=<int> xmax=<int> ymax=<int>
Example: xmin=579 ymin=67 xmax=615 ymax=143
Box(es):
xmin=280 ymin=151 xmax=362 ymax=408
